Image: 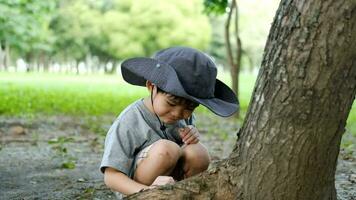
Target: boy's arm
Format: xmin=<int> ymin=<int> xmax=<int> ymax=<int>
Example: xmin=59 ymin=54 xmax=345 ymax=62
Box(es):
xmin=104 ymin=167 xmax=148 ymax=195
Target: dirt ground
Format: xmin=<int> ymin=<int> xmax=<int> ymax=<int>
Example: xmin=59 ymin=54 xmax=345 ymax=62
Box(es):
xmin=0 ymin=114 xmax=355 ymax=200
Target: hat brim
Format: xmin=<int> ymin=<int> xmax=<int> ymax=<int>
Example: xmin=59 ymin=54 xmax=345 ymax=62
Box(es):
xmin=121 ymin=57 xmax=239 ymax=117
xmin=191 ymin=80 xmax=239 ymax=117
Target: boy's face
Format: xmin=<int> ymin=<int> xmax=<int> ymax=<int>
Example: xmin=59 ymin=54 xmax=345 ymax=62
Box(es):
xmin=153 ymin=90 xmax=198 ymax=124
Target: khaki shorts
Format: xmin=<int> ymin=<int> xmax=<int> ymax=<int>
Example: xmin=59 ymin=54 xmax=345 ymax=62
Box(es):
xmin=134 ymin=143 xmax=155 ymax=168
xmin=113 ymin=143 xmax=155 ymax=200
xmin=134 ymin=141 xmax=185 ymax=181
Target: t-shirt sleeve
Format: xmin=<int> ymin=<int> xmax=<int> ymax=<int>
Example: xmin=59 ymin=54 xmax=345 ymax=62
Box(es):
xmin=100 ymin=119 xmax=143 ymax=175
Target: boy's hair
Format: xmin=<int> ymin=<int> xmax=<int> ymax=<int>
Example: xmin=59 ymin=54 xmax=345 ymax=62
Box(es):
xmin=157 ymin=87 xmax=199 ymax=109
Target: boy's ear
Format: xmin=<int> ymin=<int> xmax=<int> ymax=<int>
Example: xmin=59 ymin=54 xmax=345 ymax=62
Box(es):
xmin=146 ymin=80 xmax=154 ymax=91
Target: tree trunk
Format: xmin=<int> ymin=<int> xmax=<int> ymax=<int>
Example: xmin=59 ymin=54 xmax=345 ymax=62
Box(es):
xmin=109 ymin=61 xmax=118 ymax=74
xmin=234 ymin=4 xmax=242 ymax=117
xmin=42 ymin=53 xmax=50 ymax=72
xmin=0 ymin=41 xmax=4 ymax=71
xmin=75 ymin=60 xmax=80 ymax=75
xmin=225 ymin=0 xmax=242 ymax=117
xmin=233 ymin=0 xmax=356 ymax=198
xmin=25 ymin=52 xmax=33 ymax=72
xmin=243 ymin=51 xmax=254 ymax=73
xmin=4 ymin=42 xmax=10 ymax=70
xmin=127 ymin=0 xmax=356 ymax=199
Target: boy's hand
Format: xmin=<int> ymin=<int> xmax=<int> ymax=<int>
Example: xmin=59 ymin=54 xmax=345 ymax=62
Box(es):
xmin=179 ymin=125 xmax=200 ymax=145
xmin=150 ymin=176 xmax=175 ymax=187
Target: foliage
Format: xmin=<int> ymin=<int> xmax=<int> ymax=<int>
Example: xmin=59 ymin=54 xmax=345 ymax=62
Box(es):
xmin=0 ymin=0 xmax=281 ymax=74
xmin=0 ymin=0 xmax=57 ymax=57
xmin=1 ymin=0 xmax=211 ymax=68
xmin=203 ymin=0 xmax=227 ymax=15
xmin=50 ymin=0 xmax=96 ymax=62
xmin=204 ymin=0 xmax=280 ymax=71
xmin=96 ymin=0 xmax=211 ymax=59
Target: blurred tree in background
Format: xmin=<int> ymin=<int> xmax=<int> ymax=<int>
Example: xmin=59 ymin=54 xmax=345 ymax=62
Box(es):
xmin=204 ymin=0 xmax=243 ymax=118
xmin=204 ymin=0 xmax=279 ymax=118
xmin=0 ymin=0 xmax=56 ymax=71
xmin=0 ymin=0 xmax=278 ymax=74
xmin=207 ymin=0 xmax=279 ymax=72
xmin=0 ymin=0 xmax=210 ymax=73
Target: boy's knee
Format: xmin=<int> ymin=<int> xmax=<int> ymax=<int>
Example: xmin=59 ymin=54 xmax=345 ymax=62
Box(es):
xmin=151 ymin=139 xmax=182 ymax=168
xmin=183 ymin=143 xmax=210 ymax=175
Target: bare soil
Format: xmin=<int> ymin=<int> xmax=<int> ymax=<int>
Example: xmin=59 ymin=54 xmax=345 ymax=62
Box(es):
xmin=0 ymin=114 xmax=355 ymax=199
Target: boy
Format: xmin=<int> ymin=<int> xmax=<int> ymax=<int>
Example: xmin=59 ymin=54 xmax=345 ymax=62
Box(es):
xmin=100 ymin=46 xmax=239 ymax=197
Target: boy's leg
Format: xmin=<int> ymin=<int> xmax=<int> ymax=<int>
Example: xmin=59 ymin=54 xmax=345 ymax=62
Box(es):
xmin=180 ymin=143 xmax=210 ymax=178
xmin=133 ymin=139 xmax=182 ymax=185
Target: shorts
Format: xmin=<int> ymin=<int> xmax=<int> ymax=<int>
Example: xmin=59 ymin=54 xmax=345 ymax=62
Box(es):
xmin=134 ymin=143 xmax=155 ymax=169
xmin=113 ymin=143 xmax=155 ymax=200
xmin=134 ymin=141 xmax=185 ymax=181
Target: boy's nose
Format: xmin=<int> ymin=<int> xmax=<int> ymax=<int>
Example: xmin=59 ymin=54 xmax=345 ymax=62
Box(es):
xmin=171 ymin=108 xmax=184 ymax=119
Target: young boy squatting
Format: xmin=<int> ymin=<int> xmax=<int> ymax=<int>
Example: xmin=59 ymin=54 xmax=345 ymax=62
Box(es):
xmin=100 ymin=46 xmax=239 ymax=197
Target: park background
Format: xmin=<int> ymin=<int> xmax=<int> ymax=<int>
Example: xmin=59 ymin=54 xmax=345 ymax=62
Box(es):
xmin=0 ymin=0 xmax=355 ymax=199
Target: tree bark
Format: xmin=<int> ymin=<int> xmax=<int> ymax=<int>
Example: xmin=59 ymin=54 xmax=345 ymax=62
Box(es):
xmin=233 ymin=0 xmax=356 ymax=198
xmin=127 ymin=0 xmax=356 ymax=199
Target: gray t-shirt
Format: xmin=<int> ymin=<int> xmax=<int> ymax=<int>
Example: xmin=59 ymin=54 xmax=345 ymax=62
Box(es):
xmin=100 ymin=99 xmax=194 ymax=178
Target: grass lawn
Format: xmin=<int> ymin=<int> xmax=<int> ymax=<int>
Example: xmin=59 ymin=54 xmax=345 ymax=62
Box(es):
xmin=0 ymin=71 xmax=256 ymax=116
xmin=0 ymin=71 xmax=355 ymax=139
xmin=0 ymin=72 xmax=146 ymax=116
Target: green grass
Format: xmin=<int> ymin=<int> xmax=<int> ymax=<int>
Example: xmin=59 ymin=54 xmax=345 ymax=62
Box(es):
xmin=346 ymin=103 xmax=356 ymax=136
xmin=0 ymin=71 xmax=256 ymax=117
xmin=0 ymin=71 xmax=355 ymax=138
xmin=0 ymin=72 xmax=147 ymax=116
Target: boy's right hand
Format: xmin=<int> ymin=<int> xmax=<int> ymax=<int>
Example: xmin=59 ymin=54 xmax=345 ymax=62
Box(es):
xmin=179 ymin=125 xmax=200 ymax=145
xmin=150 ymin=176 xmax=175 ymax=187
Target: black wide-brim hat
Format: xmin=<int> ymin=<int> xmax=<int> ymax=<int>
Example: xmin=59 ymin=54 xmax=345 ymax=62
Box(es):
xmin=121 ymin=46 xmax=239 ymax=117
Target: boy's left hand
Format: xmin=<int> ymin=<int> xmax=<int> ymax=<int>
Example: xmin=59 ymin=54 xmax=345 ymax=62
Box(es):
xmin=179 ymin=125 xmax=200 ymax=145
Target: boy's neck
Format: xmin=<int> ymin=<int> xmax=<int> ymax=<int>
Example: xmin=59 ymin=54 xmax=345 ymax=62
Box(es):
xmin=143 ymin=97 xmax=155 ymax=114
